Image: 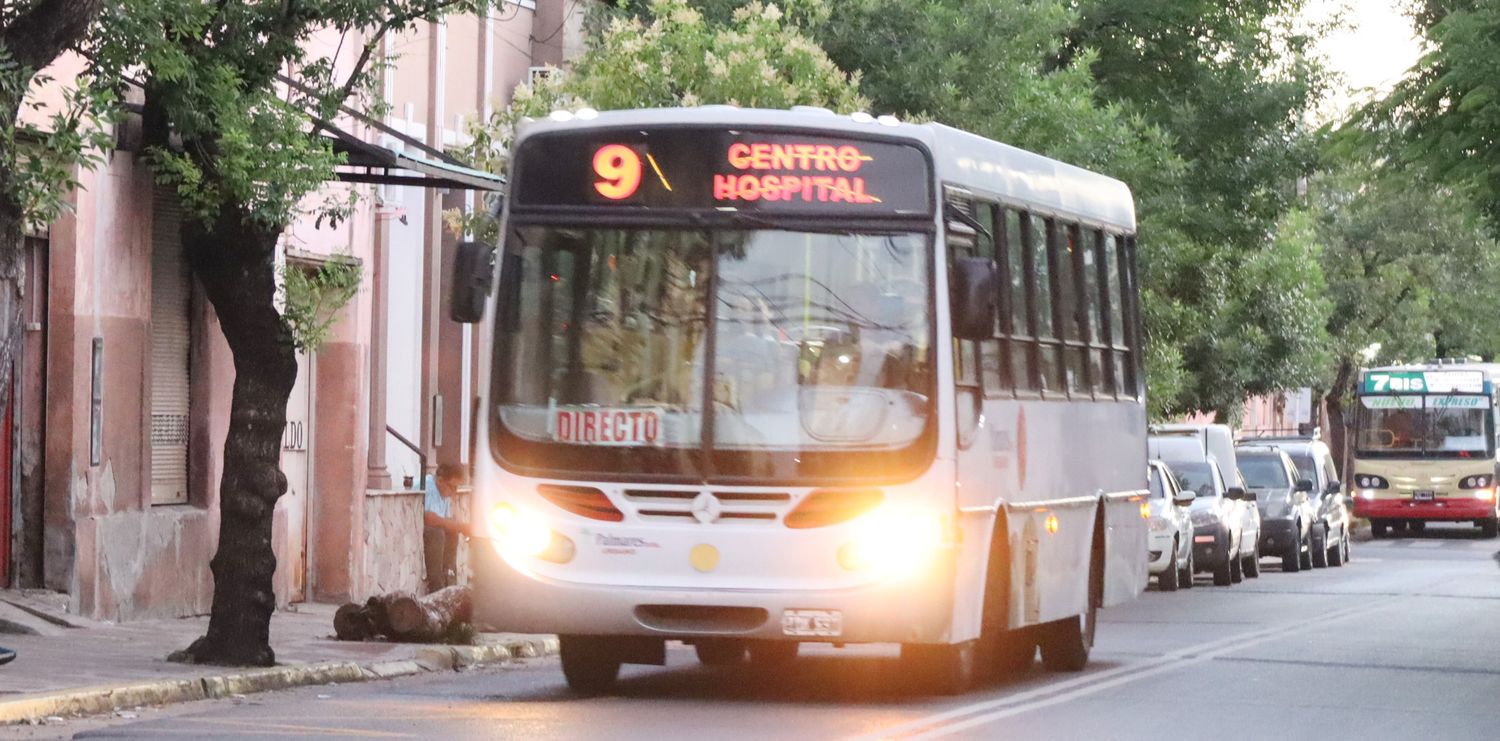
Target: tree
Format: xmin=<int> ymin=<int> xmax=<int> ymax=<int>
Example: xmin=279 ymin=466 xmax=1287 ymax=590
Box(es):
xmin=1380 ymin=2 xmax=1500 ymax=231
xmin=1301 ymin=157 xmax=1500 ymax=469
xmin=98 ymin=0 xmax=482 ymax=667
xmin=0 ymin=0 xmax=106 ymax=409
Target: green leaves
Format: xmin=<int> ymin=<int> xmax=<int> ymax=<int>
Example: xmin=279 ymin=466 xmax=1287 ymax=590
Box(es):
xmin=281 ymin=258 xmax=363 ymax=352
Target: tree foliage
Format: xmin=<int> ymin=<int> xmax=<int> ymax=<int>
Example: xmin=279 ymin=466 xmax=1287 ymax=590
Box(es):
xmin=1378 ymin=1 xmax=1500 ymax=231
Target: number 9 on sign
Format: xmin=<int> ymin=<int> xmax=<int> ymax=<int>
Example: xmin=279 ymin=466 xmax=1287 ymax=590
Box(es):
xmin=593 ymin=144 xmax=642 ymax=200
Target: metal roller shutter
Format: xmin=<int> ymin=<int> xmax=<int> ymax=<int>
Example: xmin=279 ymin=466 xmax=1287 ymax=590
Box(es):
xmin=150 ymin=188 xmax=190 ymax=505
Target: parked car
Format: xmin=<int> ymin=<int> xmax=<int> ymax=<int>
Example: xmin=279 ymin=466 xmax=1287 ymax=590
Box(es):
xmin=1162 ymin=457 xmax=1252 ymax=586
xmin=1148 ymin=461 xmax=1196 ymax=591
xmin=1252 ymin=437 xmax=1351 ymax=567
xmin=1236 ymin=445 xmax=1318 ymax=572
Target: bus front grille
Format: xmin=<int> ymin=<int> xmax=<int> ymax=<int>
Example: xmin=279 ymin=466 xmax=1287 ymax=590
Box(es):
xmin=622 ymin=489 xmax=793 ymax=525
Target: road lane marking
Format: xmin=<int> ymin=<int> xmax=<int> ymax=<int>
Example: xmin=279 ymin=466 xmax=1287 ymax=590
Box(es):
xmin=855 ymin=596 xmax=1402 ymax=740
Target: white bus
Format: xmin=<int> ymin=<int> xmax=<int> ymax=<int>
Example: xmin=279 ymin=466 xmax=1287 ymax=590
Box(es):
xmin=451 ymin=107 xmax=1149 ymax=695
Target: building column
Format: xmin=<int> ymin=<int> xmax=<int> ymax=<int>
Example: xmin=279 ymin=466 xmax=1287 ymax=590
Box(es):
xmin=365 ymin=208 xmax=393 ymax=490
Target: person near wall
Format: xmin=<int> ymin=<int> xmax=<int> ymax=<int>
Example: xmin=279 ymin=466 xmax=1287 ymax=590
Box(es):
xmin=423 ymin=464 xmax=471 ymax=593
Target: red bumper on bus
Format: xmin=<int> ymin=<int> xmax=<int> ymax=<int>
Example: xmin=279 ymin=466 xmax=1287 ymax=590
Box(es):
xmin=1355 ymin=495 xmax=1497 ymax=522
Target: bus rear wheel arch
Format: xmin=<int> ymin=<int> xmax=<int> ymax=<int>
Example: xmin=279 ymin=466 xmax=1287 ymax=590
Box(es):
xmin=1038 ymin=512 xmax=1103 ymax=672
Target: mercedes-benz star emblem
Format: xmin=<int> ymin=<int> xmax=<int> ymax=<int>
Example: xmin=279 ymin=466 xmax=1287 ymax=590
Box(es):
xmin=690 ymin=492 xmax=723 ymax=524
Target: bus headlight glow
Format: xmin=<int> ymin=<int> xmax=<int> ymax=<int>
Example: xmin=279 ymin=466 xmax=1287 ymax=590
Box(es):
xmin=1474 ymin=488 xmax=1495 ymax=502
xmin=837 ymin=506 xmax=949 ymax=579
xmin=488 ymin=503 xmax=569 ymax=561
xmin=1358 ymin=489 xmax=1376 ymax=500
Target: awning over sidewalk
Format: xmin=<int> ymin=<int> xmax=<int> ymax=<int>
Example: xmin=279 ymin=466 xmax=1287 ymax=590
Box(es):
xmin=325 ymin=123 xmax=504 ymax=192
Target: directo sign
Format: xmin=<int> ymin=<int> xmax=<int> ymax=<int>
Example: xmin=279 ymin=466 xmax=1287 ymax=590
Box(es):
xmin=714 ymin=142 xmax=882 ymax=204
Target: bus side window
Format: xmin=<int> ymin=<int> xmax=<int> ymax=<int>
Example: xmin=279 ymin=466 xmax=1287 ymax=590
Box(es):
xmin=1035 ymin=217 xmax=1062 ymax=393
xmin=973 ymin=202 xmax=1008 ymax=396
xmin=945 ymin=195 xmax=981 ymax=388
xmin=1103 ymin=234 xmax=1129 ymax=398
xmin=1003 ymin=210 xmax=1032 ymax=391
xmin=1120 ymin=235 xmax=1143 ymax=397
xmin=1089 ymin=228 xmax=1115 ymax=396
xmin=1060 ymin=222 xmax=1091 ymax=396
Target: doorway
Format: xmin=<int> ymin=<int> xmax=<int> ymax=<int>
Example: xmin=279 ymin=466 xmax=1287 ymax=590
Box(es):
xmin=273 ymin=349 xmax=314 ymax=605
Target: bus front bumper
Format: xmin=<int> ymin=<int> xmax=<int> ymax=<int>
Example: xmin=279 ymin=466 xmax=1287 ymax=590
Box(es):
xmin=470 ymin=540 xmax=956 ymax=644
xmin=1355 ymin=496 xmax=1498 ymax=521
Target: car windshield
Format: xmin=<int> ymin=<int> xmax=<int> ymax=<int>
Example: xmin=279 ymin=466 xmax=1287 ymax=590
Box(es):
xmin=1168 ymin=461 xmax=1214 ymax=497
xmin=1240 ymin=456 xmax=1290 ymax=489
xmin=1355 ymin=394 xmax=1492 ymax=458
xmin=490 ymin=225 xmax=935 ymax=480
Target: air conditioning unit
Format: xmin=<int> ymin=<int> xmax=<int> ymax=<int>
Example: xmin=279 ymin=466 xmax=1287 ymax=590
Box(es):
xmin=528 ymin=66 xmax=561 ymax=87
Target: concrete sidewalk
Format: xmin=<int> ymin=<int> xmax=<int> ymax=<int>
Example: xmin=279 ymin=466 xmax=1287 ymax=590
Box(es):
xmin=0 ymin=591 xmax=555 ymax=725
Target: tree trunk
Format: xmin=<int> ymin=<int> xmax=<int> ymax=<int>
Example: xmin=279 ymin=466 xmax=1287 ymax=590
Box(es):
xmin=1325 ymin=357 xmax=1355 ymax=483
xmin=179 ymin=207 xmax=298 ymax=666
xmin=386 ymin=586 xmax=473 ymax=642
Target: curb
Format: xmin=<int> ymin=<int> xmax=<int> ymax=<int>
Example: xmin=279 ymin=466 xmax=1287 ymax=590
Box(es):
xmin=0 ymin=635 xmax=558 ymax=726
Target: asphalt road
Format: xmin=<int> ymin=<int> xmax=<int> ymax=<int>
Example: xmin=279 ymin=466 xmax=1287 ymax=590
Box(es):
xmin=29 ymin=523 xmax=1500 ymax=740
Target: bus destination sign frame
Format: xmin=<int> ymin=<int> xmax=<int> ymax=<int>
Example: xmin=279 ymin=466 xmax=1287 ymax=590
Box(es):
xmin=512 ymin=127 xmax=934 ymax=218
xmin=1361 ymin=370 xmax=1487 ymax=395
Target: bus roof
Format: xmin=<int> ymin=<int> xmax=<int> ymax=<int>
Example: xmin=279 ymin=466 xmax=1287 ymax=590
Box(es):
xmin=1363 ymin=362 xmax=1500 ymax=378
xmin=512 ymin=106 xmax=1137 ymax=231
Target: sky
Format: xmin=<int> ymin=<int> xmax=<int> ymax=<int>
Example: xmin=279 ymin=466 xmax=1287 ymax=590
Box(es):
xmin=1304 ymin=0 xmax=1425 ymax=117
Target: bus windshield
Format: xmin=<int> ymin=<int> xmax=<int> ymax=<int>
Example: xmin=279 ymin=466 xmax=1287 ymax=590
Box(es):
xmin=491 ymin=225 xmax=934 ymax=480
xmin=1355 ymin=395 xmax=1493 ymax=458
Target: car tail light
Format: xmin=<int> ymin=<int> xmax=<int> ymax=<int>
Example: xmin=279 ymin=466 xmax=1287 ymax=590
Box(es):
xmin=537 ymin=484 xmax=624 ymax=522
xmin=784 ymin=489 xmax=884 ymax=529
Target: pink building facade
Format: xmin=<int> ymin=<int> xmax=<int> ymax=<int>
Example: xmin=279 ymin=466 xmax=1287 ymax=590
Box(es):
xmin=2 ymin=0 xmax=591 ymax=621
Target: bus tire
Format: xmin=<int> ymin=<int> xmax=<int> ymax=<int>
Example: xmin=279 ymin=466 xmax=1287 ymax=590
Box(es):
xmin=1482 ymin=517 xmax=1499 ymax=539
xmin=978 ymin=512 xmax=1035 ymax=680
xmin=559 ymin=635 xmax=622 ymax=696
xmin=694 ymin=640 xmax=747 ymax=666
xmin=747 ymin=641 xmax=798 ymax=666
xmin=901 ymin=641 xmax=977 ymax=695
xmin=1040 ymin=528 xmax=1101 ymax=672
xmin=1159 ymin=539 xmax=1180 ymax=592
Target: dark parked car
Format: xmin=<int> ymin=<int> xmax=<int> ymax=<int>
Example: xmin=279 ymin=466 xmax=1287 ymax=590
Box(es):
xmin=1255 ymin=437 xmax=1351 ymax=567
xmin=1163 ymin=458 xmax=1256 ymax=586
xmin=1236 ymin=445 xmax=1318 ymax=572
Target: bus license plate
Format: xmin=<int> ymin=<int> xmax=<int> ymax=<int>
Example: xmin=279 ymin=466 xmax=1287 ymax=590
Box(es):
xmin=782 ymin=609 xmax=842 ymax=637
xmin=1414 ymin=490 xmax=1435 ymax=501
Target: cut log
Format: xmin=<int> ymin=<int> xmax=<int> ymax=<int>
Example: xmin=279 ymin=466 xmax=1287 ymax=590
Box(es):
xmin=386 ymin=586 xmax=473 ymax=642
xmin=333 ymin=603 xmax=374 ymax=641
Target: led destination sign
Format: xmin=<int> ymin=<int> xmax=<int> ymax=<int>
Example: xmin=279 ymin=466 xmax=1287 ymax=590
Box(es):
xmin=513 ymin=128 xmax=932 ymax=216
xmin=1361 ymin=370 xmax=1487 ymax=395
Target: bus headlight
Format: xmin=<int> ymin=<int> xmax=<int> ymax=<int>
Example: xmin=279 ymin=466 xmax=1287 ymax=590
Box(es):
xmin=1474 ymin=488 xmax=1496 ymax=502
xmin=488 ymin=503 xmax=572 ymax=562
xmin=837 ymin=506 xmax=948 ymax=579
xmin=1358 ymin=489 xmax=1376 ymax=500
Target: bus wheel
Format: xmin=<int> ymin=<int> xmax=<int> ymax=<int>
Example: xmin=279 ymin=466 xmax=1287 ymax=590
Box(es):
xmin=1040 ymin=542 xmax=1100 ymax=672
xmin=1482 ymin=518 xmax=1499 ymax=539
xmin=901 ymin=641 xmax=977 ymax=695
xmin=694 ymin=639 xmax=747 ymax=666
xmin=559 ymin=635 xmax=622 ymax=696
xmin=747 ymin=641 xmax=798 ymax=666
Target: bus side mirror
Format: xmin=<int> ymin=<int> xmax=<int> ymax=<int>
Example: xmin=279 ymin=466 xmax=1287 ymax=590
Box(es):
xmin=450 ymin=241 xmax=496 ymax=324
xmin=951 ymin=257 xmax=997 ymax=340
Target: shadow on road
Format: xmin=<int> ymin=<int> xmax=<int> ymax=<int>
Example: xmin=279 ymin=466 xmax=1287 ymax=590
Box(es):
xmin=486 ymin=649 xmax=1121 ymax=707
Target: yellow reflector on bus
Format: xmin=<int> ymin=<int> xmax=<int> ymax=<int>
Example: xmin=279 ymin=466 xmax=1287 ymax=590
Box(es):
xmin=1045 ymin=514 xmax=1060 ymax=535
xmin=1139 ymin=501 xmax=1151 ymax=520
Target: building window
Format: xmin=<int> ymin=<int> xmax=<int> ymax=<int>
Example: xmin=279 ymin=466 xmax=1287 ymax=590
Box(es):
xmin=150 ymin=188 xmax=191 ymax=505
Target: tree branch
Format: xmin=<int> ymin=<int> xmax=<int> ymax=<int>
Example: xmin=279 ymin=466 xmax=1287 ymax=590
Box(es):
xmin=1 ymin=0 xmax=102 ymax=71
